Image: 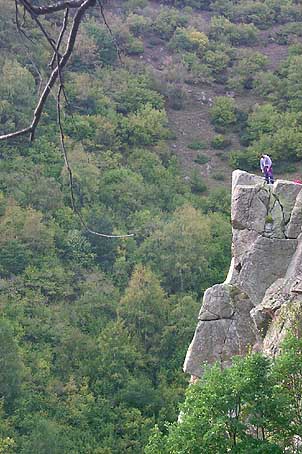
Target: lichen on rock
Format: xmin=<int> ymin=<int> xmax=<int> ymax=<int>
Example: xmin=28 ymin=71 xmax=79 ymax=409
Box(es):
xmin=184 ymin=170 xmax=302 ymax=378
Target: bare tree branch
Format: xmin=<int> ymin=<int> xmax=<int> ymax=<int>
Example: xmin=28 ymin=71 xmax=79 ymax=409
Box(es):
xmin=49 ymin=8 xmax=69 ymax=68
xmin=18 ymin=0 xmax=90 ymax=16
xmin=97 ymin=0 xmax=122 ymax=63
xmin=0 ymin=0 xmax=95 ymax=142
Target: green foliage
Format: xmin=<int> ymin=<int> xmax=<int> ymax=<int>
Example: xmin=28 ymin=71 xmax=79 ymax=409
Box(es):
xmin=165 ymin=83 xmax=187 ymax=110
xmin=0 ymin=59 xmax=35 ymax=131
xmin=203 ymin=47 xmax=231 ymax=75
xmin=169 ymin=28 xmax=209 ymax=55
xmin=188 ymin=139 xmax=206 ymax=150
xmin=114 ymin=80 xmax=164 ymax=114
xmin=139 ymin=205 xmax=231 ymax=295
xmin=194 ymin=153 xmax=209 ymax=164
xmin=190 ymin=169 xmax=208 ymax=193
xmin=151 ymin=7 xmax=188 ymax=39
xmin=209 ymin=16 xmax=258 ymax=46
xmin=229 ymin=51 xmax=268 ymax=91
xmin=0 ymin=319 xmax=23 ymax=411
xmin=210 ymin=96 xmax=237 ymax=128
xmin=119 ymin=266 xmax=170 ymax=351
xmin=119 ymin=104 xmax=168 ymax=146
xmin=85 ymin=22 xmax=118 ymax=66
xmin=229 ymin=149 xmax=258 ymax=170
xmin=212 ymin=172 xmax=225 ymax=181
xmin=127 ymin=14 xmax=151 ymax=36
xmin=211 ymin=134 xmax=231 ymax=149
xmin=147 ymin=336 xmax=302 ymax=453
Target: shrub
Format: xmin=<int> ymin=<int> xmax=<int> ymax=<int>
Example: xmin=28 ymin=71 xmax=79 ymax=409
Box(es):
xmin=203 ymin=48 xmax=231 ymax=74
xmin=169 ymin=27 xmax=209 ymax=54
xmin=188 ymin=140 xmax=207 ymax=150
xmin=231 ymin=1 xmax=273 ymax=28
xmin=212 ymin=173 xmax=225 ymax=181
xmin=211 ymin=134 xmax=231 ymax=149
xmin=119 ymin=104 xmax=168 ymax=146
xmin=0 ymin=239 xmax=30 ymax=277
xmin=169 ymin=27 xmax=209 ymax=55
xmin=210 ymin=96 xmax=236 ymax=128
xmin=114 ymin=81 xmax=164 ymax=114
xmin=288 ymin=43 xmax=302 ymax=56
xmin=215 ymin=151 xmax=228 ymax=161
xmin=194 ymin=153 xmax=209 ymax=165
xmin=229 ymin=149 xmax=258 ymax=170
xmin=275 ymin=22 xmax=302 ymax=45
xmin=166 ymin=83 xmax=187 ymax=110
xmin=190 ymin=169 xmax=207 ymax=193
xmin=253 ymin=71 xmax=282 ymax=100
xmin=228 ymin=51 xmax=268 ymax=91
xmin=123 ymin=0 xmax=148 ymax=12
xmin=85 ymin=23 xmax=118 ymax=65
xmin=126 ymin=13 xmax=150 ymax=35
xmin=125 ymin=37 xmax=144 ymax=55
xmin=152 ymin=7 xmax=188 ymax=39
xmin=182 ymin=53 xmax=213 ymax=85
xmin=209 ymin=16 xmax=258 ymax=46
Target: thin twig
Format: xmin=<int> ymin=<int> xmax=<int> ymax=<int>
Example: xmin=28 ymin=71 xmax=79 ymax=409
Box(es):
xmin=19 ymin=0 xmax=88 ymax=15
xmin=15 ymin=0 xmax=35 ymax=43
xmin=0 ymin=0 xmax=95 ymax=141
xmin=49 ymin=8 xmax=69 ymax=68
xmin=15 ymin=1 xmax=44 ymax=96
xmin=97 ymin=0 xmax=122 ymax=63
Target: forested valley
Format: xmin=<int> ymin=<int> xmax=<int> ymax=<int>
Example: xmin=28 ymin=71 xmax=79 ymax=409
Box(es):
xmin=1 ymin=0 xmax=302 ymax=452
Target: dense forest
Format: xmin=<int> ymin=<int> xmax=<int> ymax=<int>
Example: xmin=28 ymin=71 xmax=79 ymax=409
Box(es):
xmin=0 ymin=0 xmax=302 ymax=452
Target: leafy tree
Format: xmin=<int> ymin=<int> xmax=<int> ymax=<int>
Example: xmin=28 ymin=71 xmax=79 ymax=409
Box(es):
xmin=169 ymin=28 xmax=209 ymax=55
xmin=272 ymin=336 xmax=302 ymax=439
xmin=229 ymin=52 xmax=268 ymax=90
xmin=285 ymin=55 xmax=302 ymax=111
xmin=85 ymin=22 xmax=118 ymax=66
xmin=152 ymin=7 xmax=188 ymax=39
xmin=0 ymin=59 xmax=35 ymax=128
xmin=210 ymin=96 xmax=237 ymax=129
xmin=0 ymin=319 xmax=23 ymax=412
xmin=145 ymin=353 xmax=288 ymax=453
xmin=119 ymin=104 xmax=168 ymax=146
xmin=139 ymin=205 xmax=231 ymax=295
xmin=118 ymin=265 xmax=170 ymax=352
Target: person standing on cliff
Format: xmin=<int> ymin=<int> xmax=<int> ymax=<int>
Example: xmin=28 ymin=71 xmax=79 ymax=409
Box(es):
xmin=260 ymin=154 xmax=274 ymax=184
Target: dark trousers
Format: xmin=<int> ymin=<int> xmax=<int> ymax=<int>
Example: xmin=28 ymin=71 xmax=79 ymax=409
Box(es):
xmin=264 ymin=166 xmax=274 ymax=184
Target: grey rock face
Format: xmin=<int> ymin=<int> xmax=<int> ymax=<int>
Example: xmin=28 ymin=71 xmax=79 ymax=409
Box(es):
xmin=184 ymin=171 xmax=302 ymax=378
xmin=184 ymin=283 xmax=257 ymax=377
xmin=287 ymin=190 xmax=302 ymax=238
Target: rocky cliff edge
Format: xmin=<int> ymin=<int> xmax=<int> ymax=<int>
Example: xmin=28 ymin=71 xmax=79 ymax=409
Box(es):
xmin=184 ymin=170 xmax=302 ymax=379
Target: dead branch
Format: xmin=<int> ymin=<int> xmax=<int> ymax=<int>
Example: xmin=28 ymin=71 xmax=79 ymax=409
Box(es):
xmin=0 ymin=0 xmax=94 ymax=142
xmin=18 ymin=0 xmax=90 ymax=16
xmin=97 ymin=0 xmax=122 ymax=63
xmin=49 ymin=8 xmax=69 ymax=68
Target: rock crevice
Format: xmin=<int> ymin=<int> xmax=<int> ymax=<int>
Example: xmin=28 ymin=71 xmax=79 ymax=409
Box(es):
xmin=184 ymin=170 xmax=302 ymax=378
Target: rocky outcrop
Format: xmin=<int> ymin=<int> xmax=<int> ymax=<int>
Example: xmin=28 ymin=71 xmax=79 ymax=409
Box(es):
xmin=184 ymin=170 xmax=302 ymax=378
